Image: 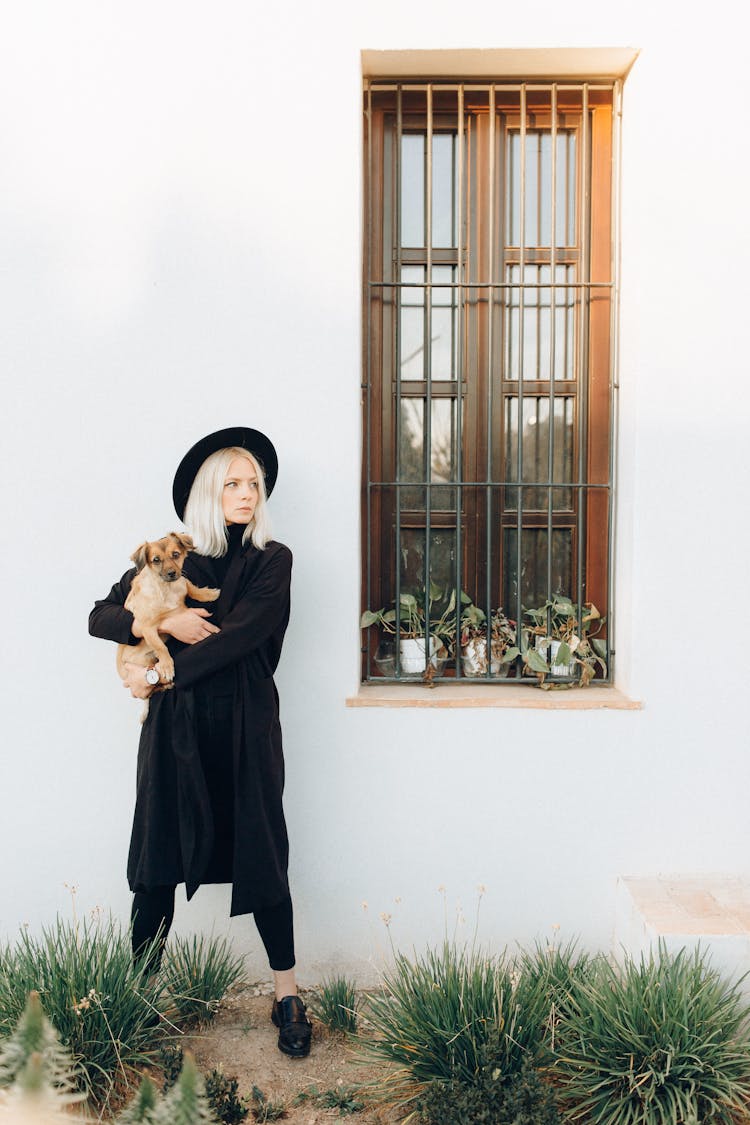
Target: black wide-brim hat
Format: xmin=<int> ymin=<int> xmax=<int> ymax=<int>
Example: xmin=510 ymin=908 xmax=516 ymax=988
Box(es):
xmin=172 ymin=426 xmax=278 ymax=520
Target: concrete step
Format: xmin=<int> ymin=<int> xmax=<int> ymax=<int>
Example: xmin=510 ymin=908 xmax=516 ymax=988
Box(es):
xmin=614 ymin=875 xmax=750 ymax=991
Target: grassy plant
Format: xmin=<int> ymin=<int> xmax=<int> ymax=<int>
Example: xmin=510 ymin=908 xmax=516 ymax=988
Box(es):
xmin=517 ymin=937 xmax=599 ymax=1056
xmin=249 ymin=1085 xmax=287 ymax=1122
xmin=310 ymin=976 xmax=358 ymax=1034
xmin=417 ymin=1055 xmax=560 ymax=1125
xmin=362 ymin=941 xmax=552 ymax=1110
xmin=0 ymin=917 xmax=164 ymax=1108
xmin=318 ymin=1085 xmax=365 ymax=1114
xmin=554 ymin=943 xmax=750 ymax=1125
xmin=294 ymin=1083 xmax=364 ymax=1115
xmin=160 ymin=934 xmax=246 ymax=1026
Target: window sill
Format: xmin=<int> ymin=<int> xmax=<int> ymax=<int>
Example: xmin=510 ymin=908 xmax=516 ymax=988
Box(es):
xmin=346 ymin=683 xmax=642 ymax=710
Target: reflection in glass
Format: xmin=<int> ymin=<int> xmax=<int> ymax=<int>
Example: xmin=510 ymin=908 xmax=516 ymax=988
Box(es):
xmin=400 ymin=527 xmax=457 ymax=601
xmin=401 ymin=132 xmax=457 ymax=249
xmin=503 ymin=527 xmax=573 ymax=611
xmin=505 ymin=265 xmax=575 ymax=381
xmin=505 ymin=397 xmax=574 ymax=510
xmin=401 ymin=134 xmax=424 ymax=247
xmin=399 ymin=266 xmax=457 ymax=382
xmin=400 ymin=266 xmax=425 ymax=380
xmin=431 ymin=266 xmax=457 ymax=380
xmin=400 ymin=398 xmax=456 ymax=509
xmin=432 ymin=133 xmax=457 ymax=248
xmin=507 ymin=131 xmax=577 ymax=248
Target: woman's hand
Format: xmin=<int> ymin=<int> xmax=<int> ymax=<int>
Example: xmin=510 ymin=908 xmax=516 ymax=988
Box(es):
xmin=121 ymin=662 xmax=155 ymax=700
xmin=160 ymin=608 xmax=220 ymax=644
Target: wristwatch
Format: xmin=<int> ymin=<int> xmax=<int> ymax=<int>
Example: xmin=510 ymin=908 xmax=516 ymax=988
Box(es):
xmin=144 ymin=668 xmax=160 ymax=686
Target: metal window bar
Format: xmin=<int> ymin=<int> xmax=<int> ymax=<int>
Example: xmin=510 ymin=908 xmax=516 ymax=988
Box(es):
xmin=362 ymin=79 xmax=616 ymax=685
xmin=575 ymin=84 xmax=589 ymax=663
xmin=454 ymin=84 xmax=465 ymax=675
xmin=515 ymin=84 xmax=526 ymax=675
xmin=424 ymin=85 xmax=433 ymax=672
xmin=394 ymin=85 xmax=403 ymax=678
xmin=485 ymin=84 xmax=496 ymax=679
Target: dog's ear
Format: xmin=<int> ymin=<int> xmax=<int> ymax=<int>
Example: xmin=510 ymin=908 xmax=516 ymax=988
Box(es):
xmin=130 ymin=543 xmax=150 ymax=571
xmin=172 ymin=532 xmax=194 ymax=553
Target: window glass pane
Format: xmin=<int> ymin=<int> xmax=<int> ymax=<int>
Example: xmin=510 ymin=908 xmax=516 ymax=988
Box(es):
xmin=505 ymin=264 xmax=576 ymax=381
xmin=505 ymin=396 xmax=574 ymax=510
xmin=400 ymin=527 xmax=457 ymax=599
xmin=399 ymin=266 xmax=424 ymax=379
xmin=431 ymin=265 xmax=457 ymax=380
xmin=400 ymin=398 xmax=456 ymax=510
xmin=559 ymin=132 xmax=576 ymax=246
xmin=503 ymin=527 xmax=573 ymax=611
xmin=401 ymin=134 xmax=424 ymax=247
xmin=507 ymin=130 xmax=577 ymax=248
xmin=432 ymin=133 xmax=456 ymax=248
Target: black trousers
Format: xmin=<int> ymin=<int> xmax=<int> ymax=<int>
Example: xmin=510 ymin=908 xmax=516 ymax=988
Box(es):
xmin=131 ymin=885 xmax=295 ymax=972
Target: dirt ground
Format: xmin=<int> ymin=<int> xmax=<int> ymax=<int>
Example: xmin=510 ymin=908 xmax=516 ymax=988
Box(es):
xmin=179 ymin=983 xmax=403 ymax=1124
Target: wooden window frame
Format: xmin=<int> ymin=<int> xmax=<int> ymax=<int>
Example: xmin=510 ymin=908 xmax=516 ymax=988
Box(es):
xmin=362 ymin=79 xmax=617 ymax=684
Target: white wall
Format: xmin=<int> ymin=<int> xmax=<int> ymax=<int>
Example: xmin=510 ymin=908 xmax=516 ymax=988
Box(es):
xmin=1 ymin=0 xmax=749 ymax=983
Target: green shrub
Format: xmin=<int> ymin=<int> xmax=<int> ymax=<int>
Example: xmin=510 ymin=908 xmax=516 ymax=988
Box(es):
xmin=0 ymin=917 xmax=164 ymax=1107
xmin=204 ymin=1069 xmax=249 ymax=1125
xmin=555 ymin=943 xmax=750 ymax=1125
xmin=310 ymin=976 xmax=358 ymax=1034
xmin=0 ymin=990 xmax=85 ymax=1124
xmin=158 ymin=1044 xmax=248 ymax=1124
xmin=362 ymin=941 xmax=553 ymax=1110
xmin=160 ymin=934 xmax=246 ymax=1026
xmin=117 ymin=1074 xmax=159 ymax=1123
xmin=151 ymin=1050 xmax=215 ymax=1125
xmin=417 ymin=1055 xmax=560 ymax=1125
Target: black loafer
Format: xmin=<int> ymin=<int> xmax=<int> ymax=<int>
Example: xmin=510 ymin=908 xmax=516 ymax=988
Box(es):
xmin=271 ymin=994 xmax=312 ymax=1058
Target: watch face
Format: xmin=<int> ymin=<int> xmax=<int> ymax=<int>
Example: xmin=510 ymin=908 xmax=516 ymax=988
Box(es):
xmin=145 ymin=668 xmax=160 ymax=685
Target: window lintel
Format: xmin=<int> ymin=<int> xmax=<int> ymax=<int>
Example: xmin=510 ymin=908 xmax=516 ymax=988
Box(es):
xmin=361 ymin=47 xmax=639 ymax=82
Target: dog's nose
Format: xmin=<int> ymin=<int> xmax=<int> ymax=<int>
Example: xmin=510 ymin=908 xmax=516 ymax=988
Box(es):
xmin=166 ymin=569 xmax=177 ymax=579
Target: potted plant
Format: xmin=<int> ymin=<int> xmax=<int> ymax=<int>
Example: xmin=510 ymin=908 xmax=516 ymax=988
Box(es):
xmin=361 ymin=582 xmax=457 ymax=678
xmin=459 ymin=604 xmax=519 ymax=677
xmin=521 ymin=595 xmax=607 ymax=687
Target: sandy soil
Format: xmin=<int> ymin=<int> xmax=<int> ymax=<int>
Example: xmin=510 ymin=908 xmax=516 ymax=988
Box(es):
xmin=178 ymin=984 xmax=403 ymax=1125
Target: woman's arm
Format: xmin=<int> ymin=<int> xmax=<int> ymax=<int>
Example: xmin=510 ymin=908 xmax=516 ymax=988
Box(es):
xmin=88 ymin=571 xmax=142 ymax=644
xmin=172 ymin=544 xmax=292 ymax=689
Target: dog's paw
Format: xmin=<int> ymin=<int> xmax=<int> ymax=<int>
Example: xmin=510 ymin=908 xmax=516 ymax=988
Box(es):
xmin=157 ymin=659 xmax=175 ymax=682
xmin=206 ymin=587 xmax=220 ymax=601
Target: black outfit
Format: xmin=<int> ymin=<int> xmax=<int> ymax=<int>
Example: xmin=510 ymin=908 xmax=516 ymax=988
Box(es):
xmin=89 ymin=526 xmax=295 ymax=968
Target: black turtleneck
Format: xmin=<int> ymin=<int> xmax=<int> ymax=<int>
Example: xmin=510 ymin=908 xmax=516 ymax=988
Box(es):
xmin=211 ymin=523 xmax=247 ymax=586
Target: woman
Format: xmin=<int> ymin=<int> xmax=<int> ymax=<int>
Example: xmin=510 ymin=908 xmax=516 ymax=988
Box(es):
xmin=89 ymin=426 xmax=311 ymax=1058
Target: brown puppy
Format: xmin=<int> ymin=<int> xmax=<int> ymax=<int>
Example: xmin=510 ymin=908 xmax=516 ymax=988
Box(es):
xmin=116 ymin=532 xmax=220 ymax=689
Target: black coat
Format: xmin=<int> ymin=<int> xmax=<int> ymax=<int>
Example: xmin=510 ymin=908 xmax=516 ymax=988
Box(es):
xmin=89 ymin=540 xmax=292 ymax=916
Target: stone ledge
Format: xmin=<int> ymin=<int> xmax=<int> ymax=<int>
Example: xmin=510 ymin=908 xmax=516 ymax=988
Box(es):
xmin=614 ymin=875 xmax=750 ymax=990
xmin=346 ymin=684 xmax=641 ymax=710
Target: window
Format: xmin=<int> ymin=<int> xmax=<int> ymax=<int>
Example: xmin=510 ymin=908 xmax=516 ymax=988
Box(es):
xmin=362 ymin=78 xmax=619 ymax=683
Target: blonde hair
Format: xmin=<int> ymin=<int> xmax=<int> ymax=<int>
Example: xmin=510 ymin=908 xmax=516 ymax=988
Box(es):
xmin=183 ymin=447 xmax=272 ymax=556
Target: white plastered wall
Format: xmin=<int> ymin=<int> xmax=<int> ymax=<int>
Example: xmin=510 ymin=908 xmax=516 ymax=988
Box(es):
xmin=1 ymin=0 xmax=748 ymax=984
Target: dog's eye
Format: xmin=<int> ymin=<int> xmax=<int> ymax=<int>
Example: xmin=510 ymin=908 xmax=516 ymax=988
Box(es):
xmin=172 ymin=552 xmax=181 ymax=559
xmin=152 ymin=557 xmax=161 ymax=565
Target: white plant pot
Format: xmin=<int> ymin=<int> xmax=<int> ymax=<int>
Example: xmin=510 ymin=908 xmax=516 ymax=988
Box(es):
xmin=460 ymin=637 xmax=510 ymax=678
xmin=535 ymin=636 xmax=575 ymax=677
xmin=399 ymin=636 xmax=441 ymax=675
